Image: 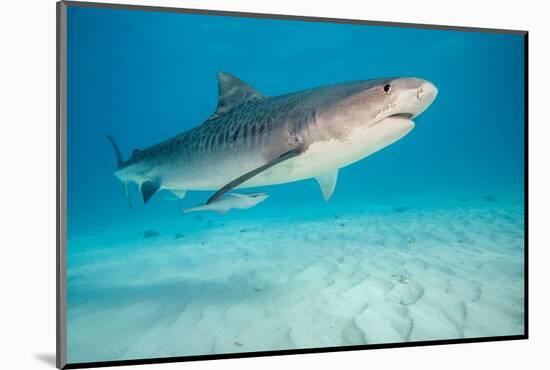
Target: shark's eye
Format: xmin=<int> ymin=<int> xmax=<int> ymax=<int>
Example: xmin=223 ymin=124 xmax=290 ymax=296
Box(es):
xmin=383 ymin=84 xmax=392 ymax=94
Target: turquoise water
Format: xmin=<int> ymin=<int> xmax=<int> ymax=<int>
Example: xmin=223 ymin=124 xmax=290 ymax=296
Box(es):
xmin=65 ymin=5 xmax=525 ymax=364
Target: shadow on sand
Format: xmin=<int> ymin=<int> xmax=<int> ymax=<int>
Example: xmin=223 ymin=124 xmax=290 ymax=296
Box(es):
xmin=34 ymin=353 xmax=56 ymax=367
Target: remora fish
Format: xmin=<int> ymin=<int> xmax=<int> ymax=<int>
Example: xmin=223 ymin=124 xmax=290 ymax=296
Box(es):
xmin=107 ymin=72 xmax=437 ymax=205
xmin=182 ymin=192 xmax=269 ymax=215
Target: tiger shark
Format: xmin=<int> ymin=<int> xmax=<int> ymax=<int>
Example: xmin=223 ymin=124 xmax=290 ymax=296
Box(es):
xmin=107 ymin=72 xmax=437 ymax=205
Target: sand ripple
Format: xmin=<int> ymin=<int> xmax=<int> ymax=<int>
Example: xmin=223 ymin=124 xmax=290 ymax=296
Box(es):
xmin=66 ymin=202 xmax=525 ymax=363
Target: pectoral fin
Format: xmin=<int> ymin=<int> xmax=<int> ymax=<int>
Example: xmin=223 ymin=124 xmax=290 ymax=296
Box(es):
xmin=207 ymin=148 xmax=303 ymax=204
xmin=315 ymin=169 xmax=338 ymax=201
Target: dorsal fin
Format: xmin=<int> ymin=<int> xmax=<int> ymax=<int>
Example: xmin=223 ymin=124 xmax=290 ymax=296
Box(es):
xmin=210 ymin=72 xmax=264 ymax=119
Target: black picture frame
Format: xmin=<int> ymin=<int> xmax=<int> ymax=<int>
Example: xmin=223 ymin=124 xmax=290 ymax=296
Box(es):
xmin=56 ymin=1 xmax=529 ymax=368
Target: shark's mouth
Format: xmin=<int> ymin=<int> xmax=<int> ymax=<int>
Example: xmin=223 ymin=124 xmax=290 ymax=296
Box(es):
xmin=371 ymin=112 xmax=414 ymax=128
xmin=388 ymin=113 xmax=414 ymax=119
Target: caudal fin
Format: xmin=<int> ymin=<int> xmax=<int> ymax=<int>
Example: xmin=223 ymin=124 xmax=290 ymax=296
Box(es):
xmin=106 ymin=135 xmax=124 ymax=168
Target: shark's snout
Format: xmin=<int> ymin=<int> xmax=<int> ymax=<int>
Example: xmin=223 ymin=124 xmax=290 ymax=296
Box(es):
xmin=417 ymin=81 xmax=438 ymax=104
xmin=398 ymin=79 xmax=438 ymax=119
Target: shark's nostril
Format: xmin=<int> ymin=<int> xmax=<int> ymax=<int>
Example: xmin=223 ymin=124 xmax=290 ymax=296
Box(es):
xmin=417 ymin=87 xmax=424 ymax=100
xmin=418 ymin=82 xmax=438 ymax=101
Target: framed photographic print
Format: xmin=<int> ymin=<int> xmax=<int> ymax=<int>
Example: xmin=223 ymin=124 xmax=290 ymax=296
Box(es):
xmin=57 ymin=1 xmax=528 ymax=368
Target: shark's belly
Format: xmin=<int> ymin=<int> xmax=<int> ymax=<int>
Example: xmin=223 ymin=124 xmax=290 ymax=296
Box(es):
xmin=241 ymin=117 xmax=415 ymax=188
xmin=160 ymin=116 xmax=414 ymax=191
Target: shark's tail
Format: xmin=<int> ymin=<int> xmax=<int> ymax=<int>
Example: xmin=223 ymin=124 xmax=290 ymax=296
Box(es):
xmin=106 ymin=135 xmax=124 ymax=169
xmin=106 ymin=135 xmax=133 ymax=208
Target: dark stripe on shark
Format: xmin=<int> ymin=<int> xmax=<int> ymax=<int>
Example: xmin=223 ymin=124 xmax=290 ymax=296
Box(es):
xmin=250 ymin=125 xmax=256 ymax=139
xmin=232 ymin=126 xmax=241 ymax=142
xmin=121 ymin=93 xmax=310 ymax=168
xmin=242 ymin=124 xmax=248 ymax=141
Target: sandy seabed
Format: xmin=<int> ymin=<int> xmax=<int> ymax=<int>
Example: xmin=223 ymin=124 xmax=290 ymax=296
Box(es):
xmin=66 ymin=202 xmax=524 ymax=363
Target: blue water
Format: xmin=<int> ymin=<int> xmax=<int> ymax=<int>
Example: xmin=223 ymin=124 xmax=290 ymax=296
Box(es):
xmin=65 ymin=4 xmax=525 ymax=364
